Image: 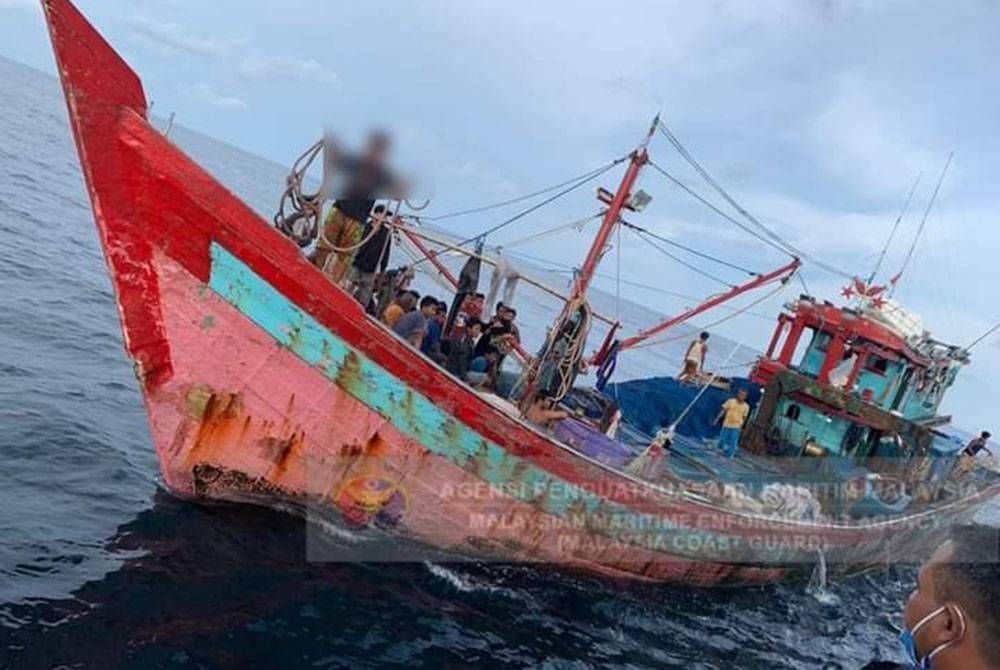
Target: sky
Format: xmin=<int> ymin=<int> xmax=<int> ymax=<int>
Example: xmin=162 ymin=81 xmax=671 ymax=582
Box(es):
xmin=2 ymin=0 xmax=999 ymax=429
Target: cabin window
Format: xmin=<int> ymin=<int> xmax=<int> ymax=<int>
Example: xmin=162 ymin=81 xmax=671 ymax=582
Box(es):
xmin=813 ymin=331 xmax=832 ymax=353
xmin=784 ymin=404 xmax=801 ymax=421
xmin=865 ymin=356 xmax=889 ymax=376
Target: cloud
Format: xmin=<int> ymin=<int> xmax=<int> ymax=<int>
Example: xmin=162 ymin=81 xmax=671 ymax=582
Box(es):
xmin=178 ymin=83 xmax=247 ymax=111
xmin=804 ymin=74 xmax=950 ymax=200
xmin=0 ymin=0 xmax=36 ymax=10
xmin=237 ymin=55 xmax=338 ymax=84
xmin=438 ymin=160 xmax=519 ymax=200
xmin=128 ymin=15 xmax=245 ymax=59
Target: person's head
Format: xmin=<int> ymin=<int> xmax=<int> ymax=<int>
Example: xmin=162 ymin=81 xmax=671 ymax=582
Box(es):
xmin=418 ymin=295 xmax=438 ymax=316
xmin=484 ymin=345 xmax=499 ymax=362
xmin=365 ymin=130 xmax=390 ymax=162
xmin=495 ymin=301 xmax=505 ymax=316
xmin=501 ymin=306 xmax=516 ymax=323
xmin=533 ymin=389 xmax=554 ymax=408
xmin=397 ymin=292 xmax=416 ymax=312
xmin=434 ymin=302 xmax=448 ymax=323
xmin=981 ymin=431 xmax=991 ymax=440
xmin=736 ymin=388 xmax=748 ymax=401
xmin=699 ymin=331 xmax=710 ymax=342
xmin=473 ymin=293 xmax=485 ymax=307
xmin=902 ymin=524 xmax=1000 ymax=669
xmin=467 ymin=318 xmax=483 ymax=337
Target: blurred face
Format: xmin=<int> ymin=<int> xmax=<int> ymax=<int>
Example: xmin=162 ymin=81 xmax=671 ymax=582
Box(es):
xmin=469 ymin=324 xmax=482 ymax=338
xmin=737 ymin=389 xmax=748 ymax=401
xmin=500 ymin=309 xmax=513 ymax=323
xmin=366 ymin=135 xmax=389 ymax=161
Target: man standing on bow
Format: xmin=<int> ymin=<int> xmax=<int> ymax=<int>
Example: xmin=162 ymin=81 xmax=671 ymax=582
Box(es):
xmin=314 ymin=131 xmax=403 ymax=284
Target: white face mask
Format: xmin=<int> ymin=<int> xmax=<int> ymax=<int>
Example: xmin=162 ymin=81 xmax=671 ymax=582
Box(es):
xmin=898 ymin=604 xmax=966 ymax=669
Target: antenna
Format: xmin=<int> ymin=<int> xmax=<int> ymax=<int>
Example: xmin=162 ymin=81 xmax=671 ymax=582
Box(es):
xmin=889 ymin=152 xmax=953 ymax=296
xmin=867 ymin=171 xmax=922 ymax=286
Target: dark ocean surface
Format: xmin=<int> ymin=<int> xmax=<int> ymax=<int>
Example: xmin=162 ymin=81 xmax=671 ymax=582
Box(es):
xmin=1 ymin=55 xmax=996 ymax=669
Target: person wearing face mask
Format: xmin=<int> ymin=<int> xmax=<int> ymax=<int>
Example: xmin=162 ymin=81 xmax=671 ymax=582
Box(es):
xmin=861 ymin=523 xmax=999 ymax=669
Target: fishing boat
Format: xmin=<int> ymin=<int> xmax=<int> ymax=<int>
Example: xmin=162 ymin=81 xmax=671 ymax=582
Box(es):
xmin=44 ymin=0 xmax=999 ymax=586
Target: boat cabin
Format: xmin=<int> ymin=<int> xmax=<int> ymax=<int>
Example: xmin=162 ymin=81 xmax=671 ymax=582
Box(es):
xmin=746 ymin=296 xmax=970 ymax=466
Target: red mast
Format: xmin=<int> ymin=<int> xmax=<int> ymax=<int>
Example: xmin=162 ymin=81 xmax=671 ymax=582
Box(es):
xmin=617 ymin=258 xmax=800 ymax=351
xmin=569 ymin=116 xmax=658 ymax=302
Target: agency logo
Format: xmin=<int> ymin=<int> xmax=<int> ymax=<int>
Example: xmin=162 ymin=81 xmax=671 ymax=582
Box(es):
xmin=334 ymin=476 xmax=408 ymax=529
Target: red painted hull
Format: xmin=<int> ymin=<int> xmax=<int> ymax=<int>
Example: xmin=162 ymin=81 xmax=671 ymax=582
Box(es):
xmin=43 ymin=0 xmax=998 ymax=586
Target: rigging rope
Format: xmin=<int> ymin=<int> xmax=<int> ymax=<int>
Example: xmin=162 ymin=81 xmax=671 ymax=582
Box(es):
xmin=502 ymin=250 xmax=774 ymax=321
xmin=498 ymin=213 xmax=603 ymax=249
xmin=452 ymin=158 xmax=625 ymax=247
xmin=656 ymin=124 xmax=795 ymax=252
xmin=418 ymin=158 xmax=627 ymax=222
xmin=618 ymin=218 xmax=760 ymax=276
xmin=967 ymin=321 xmax=1000 ymax=351
xmin=653 ymin=124 xmax=856 ymax=281
xmin=629 ymin=229 xmax=734 ymax=288
xmin=648 ymin=159 xmax=789 ymax=257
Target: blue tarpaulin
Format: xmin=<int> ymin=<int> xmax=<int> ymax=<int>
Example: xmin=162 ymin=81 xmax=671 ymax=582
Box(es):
xmin=603 ymin=376 xmax=762 ymax=441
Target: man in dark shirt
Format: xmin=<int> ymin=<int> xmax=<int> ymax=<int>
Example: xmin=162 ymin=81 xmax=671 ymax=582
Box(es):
xmin=314 ymin=132 xmax=400 ymax=284
xmin=350 ymin=205 xmax=394 ymax=310
xmin=446 ymin=318 xmax=482 ymax=379
xmin=963 ymin=431 xmax=993 ymax=458
xmin=393 ymin=295 xmax=438 ymax=349
xmin=420 ymin=302 xmax=448 ymax=363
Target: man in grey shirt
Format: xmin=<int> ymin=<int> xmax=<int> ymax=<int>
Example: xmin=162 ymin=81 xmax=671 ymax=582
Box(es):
xmin=393 ymin=295 xmax=439 ymax=348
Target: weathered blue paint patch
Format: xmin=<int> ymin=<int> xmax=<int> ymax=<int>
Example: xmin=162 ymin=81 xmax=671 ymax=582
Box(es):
xmin=209 ymin=245 xmax=598 ymax=514
xmin=208 ymin=243 xmax=800 ymax=563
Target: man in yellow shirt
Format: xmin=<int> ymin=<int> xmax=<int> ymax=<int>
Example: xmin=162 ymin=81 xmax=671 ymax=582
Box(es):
xmin=715 ymin=388 xmax=750 ymax=458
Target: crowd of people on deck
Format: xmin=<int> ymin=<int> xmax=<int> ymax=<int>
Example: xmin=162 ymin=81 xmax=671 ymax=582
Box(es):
xmin=303 ymin=131 xmax=532 ymax=394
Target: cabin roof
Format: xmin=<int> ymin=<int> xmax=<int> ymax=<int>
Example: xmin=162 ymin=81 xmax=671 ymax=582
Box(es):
xmin=787 ymin=297 xmax=969 ymax=369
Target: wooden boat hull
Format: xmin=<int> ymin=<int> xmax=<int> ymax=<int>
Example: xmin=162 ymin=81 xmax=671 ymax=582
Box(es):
xmin=43 ymin=0 xmax=998 ymax=586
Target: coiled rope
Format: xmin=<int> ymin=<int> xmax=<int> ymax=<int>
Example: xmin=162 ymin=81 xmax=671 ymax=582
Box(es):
xmin=274 ymin=140 xmax=324 ymax=247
